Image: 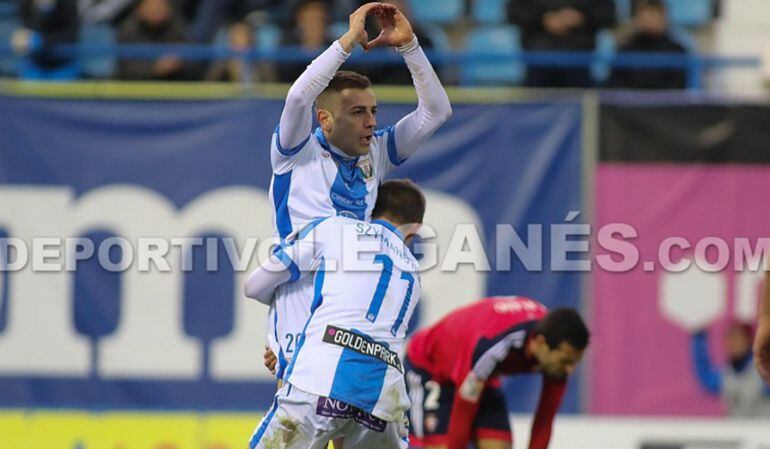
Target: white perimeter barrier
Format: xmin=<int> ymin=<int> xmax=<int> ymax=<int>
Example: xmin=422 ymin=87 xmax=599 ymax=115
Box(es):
xmin=510 ymin=415 xmax=770 ymax=449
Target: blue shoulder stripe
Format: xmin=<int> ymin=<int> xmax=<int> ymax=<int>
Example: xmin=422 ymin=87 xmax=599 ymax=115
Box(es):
xmin=298 ymin=216 xmax=332 ymax=239
xmin=272 ymin=247 xmax=300 ymax=282
xmin=274 ymin=125 xmax=311 ymax=157
xmin=374 ymin=125 xmax=405 ymax=166
xmin=272 ymin=171 xmax=293 ymax=239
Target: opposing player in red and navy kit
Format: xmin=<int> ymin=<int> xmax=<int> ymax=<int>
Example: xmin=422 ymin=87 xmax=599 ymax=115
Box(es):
xmin=404 ymin=296 xmax=589 ymax=449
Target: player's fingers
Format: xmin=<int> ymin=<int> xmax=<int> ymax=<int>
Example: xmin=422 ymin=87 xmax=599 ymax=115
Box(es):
xmin=353 ymin=1 xmax=382 ymax=18
xmin=364 ymin=33 xmax=386 ymax=51
xmin=378 ymin=3 xmax=398 ymax=13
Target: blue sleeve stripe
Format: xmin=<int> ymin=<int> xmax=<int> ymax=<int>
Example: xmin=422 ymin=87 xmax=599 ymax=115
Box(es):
xmin=273 ymin=247 xmax=300 ymax=282
xmin=274 ymin=125 xmax=311 ymax=157
xmin=375 ymin=125 xmax=405 ymax=167
xmin=386 ymin=125 xmax=405 ymax=166
xmin=691 ymin=331 xmax=722 ymax=394
xmin=272 ymin=171 xmax=293 ymax=239
xmin=298 ymin=216 xmax=331 ymax=240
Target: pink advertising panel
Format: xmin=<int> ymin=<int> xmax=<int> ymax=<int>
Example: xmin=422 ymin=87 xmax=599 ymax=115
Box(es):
xmin=591 ymin=164 xmax=770 ymax=415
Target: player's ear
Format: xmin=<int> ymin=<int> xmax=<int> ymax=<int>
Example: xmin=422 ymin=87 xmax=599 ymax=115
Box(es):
xmin=317 ymin=107 xmax=333 ymax=133
xmin=402 ymin=223 xmax=421 ymax=243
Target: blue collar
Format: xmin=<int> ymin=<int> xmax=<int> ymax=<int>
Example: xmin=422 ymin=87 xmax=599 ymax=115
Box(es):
xmin=372 ymin=219 xmax=404 ymax=240
xmin=314 ymin=127 xmax=357 ymax=161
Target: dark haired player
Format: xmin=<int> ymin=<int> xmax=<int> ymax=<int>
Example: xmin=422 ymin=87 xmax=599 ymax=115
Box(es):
xmin=404 ymin=296 xmax=589 ymax=449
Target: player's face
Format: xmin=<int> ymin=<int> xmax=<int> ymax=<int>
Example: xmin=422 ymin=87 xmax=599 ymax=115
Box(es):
xmin=328 ymin=88 xmax=378 ymax=156
xmin=725 ymin=326 xmax=751 ymax=361
xmin=537 ymin=341 xmax=584 ymax=378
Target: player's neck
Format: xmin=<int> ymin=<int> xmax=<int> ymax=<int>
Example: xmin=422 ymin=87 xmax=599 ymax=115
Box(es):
xmin=322 ymin=130 xmax=358 ymax=159
xmin=372 ymin=218 xmax=405 ymax=241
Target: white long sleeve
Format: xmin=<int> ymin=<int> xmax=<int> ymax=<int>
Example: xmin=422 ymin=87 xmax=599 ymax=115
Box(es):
xmin=243 ymin=255 xmax=292 ymax=305
xmin=392 ymin=37 xmax=452 ymax=160
xmin=278 ymin=41 xmax=351 ymax=151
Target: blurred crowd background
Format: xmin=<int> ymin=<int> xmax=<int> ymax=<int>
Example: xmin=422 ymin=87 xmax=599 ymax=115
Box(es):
xmin=3 ymin=0 xmax=768 ymax=91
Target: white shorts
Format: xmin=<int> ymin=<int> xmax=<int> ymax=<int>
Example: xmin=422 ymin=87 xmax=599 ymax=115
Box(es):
xmin=249 ymin=383 xmax=409 ymax=449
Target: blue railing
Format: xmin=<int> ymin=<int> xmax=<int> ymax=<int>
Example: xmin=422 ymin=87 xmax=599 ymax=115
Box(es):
xmin=0 ymin=43 xmax=761 ymax=89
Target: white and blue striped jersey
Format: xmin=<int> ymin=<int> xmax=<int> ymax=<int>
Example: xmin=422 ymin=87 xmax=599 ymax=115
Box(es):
xmin=273 ymin=216 xmax=421 ymax=423
xmin=269 ymin=126 xmax=403 ymax=239
xmin=267 ymin=126 xmax=405 ymax=377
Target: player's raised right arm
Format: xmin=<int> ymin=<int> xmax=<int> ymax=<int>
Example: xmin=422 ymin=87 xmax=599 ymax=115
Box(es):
xmin=276 ymin=3 xmax=383 ymax=152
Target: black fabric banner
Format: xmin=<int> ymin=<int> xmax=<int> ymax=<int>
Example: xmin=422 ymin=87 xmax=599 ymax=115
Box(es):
xmin=600 ymin=104 xmax=770 ymax=163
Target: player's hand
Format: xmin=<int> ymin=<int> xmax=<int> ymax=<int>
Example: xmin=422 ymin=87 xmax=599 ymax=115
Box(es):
xmin=754 ymin=315 xmax=770 ymax=383
xmin=339 ymin=2 xmax=383 ymax=53
xmin=366 ymin=3 xmax=415 ymax=49
xmin=263 ymin=345 xmax=277 ymax=375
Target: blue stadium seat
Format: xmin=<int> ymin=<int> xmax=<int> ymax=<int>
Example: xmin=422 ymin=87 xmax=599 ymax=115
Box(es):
xmin=0 ymin=18 xmax=19 ymax=76
xmin=461 ymin=25 xmax=524 ymax=86
xmin=79 ymin=23 xmax=116 ymax=79
xmin=408 ymin=0 xmax=463 ymax=25
xmin=665 ymin=0 xmax=712 ymax=27
xmin=618 ymin=0 xmax=712 ymax=26
xmin=592 ymin=29 xmax=616 ymax=83
xmin=0 ymin=0 xmax=16 ymax=19
xmin=420 ymin=24 xmax=450 ymax=79
xmin=329 ymin=21 xmax=348 ymax=42
xmin=615 ymin=0 xmax=632 ymax=21
xmin=422 ymin=24 xmax=450 ymax=53
xmin=669 ymin=27 xmax=697 ymax=53
xmin=473 ymin=0 xmax=507 ymax=24
xmin=255 ymin=23 xmax=281 ymax=52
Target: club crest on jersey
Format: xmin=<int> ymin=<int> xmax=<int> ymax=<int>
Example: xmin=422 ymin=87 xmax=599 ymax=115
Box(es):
xmin=357 ymin=157 xmax=374 ymax=181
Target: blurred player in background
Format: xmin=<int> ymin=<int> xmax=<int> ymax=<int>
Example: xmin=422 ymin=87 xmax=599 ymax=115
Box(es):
xmin=691 ymin=322 xmax=770 ymax=416
xmin=755 ymin=270 xmax=770 ymax=384
xmin=264 ymin=1 xmax=451 ymax=382
xmin=245 ymin=179 xmax=426 ymax=449
xmin=404 ymin=297 xmax=589 ymax=449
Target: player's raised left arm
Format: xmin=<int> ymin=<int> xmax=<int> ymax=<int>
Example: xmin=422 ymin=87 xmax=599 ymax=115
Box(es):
xmin=528 ymin=376 xmax=567 ymax=449
xmin=370 ymin=5 xmax=452 ymax=162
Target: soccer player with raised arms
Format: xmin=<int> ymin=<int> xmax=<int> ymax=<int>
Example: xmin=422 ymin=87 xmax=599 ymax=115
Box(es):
xmin=265 ymin=2 xmax=451 ymax=380
xmin=246 ymin=180 xmax=427 ymax=449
